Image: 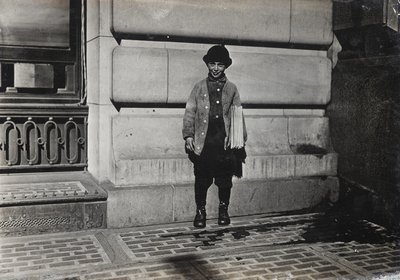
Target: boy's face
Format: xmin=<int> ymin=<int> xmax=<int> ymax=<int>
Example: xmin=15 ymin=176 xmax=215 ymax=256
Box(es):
xmin=207 ymin=62 xmax=226 ymax=79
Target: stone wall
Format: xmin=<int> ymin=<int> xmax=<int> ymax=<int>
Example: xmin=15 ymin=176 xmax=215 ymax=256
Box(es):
xmin=87 ymin=0 xmax=339 ymax=227
xmin=111 ymin=0 xmax=333 ymax=45
xmin=328 ymin=55 xmax=400 ymax=230
xmin=112 ymin=44 xmax=331 ymax=105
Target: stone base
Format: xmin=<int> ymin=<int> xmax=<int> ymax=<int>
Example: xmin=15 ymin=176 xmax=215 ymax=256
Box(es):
xmin=0 ymin=172 xmax=107 ymax=236
xmin=0 ymin=201 xmax=107 ymax=236
xmin=106 ymin=177 xmax=339 ymax=228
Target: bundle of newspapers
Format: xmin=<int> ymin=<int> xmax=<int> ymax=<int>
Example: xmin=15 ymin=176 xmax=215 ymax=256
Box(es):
xmin=229 ymin=105 xmax=244 ymax=149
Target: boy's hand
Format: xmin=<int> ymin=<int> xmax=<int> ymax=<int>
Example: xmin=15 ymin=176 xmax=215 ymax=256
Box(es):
xmin=185 ymin=137 xmax=195 ymax=152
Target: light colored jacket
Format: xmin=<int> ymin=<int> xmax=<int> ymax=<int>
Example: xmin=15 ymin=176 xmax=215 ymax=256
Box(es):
xmin=182 ymin=78 xmax=247 ymax=155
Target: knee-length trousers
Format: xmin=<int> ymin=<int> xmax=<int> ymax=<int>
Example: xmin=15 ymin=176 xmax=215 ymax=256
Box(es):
xmin=195 ymin=175 xmax=232 ymax=208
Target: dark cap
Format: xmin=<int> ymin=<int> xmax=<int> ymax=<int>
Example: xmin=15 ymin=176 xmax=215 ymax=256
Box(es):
xmin=203 ymin=45 xmax=232 ymax=68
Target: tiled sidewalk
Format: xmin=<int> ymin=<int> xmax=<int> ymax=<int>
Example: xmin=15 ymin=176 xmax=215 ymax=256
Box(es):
xmin=0 ymin=212 xmax=399 ymax=280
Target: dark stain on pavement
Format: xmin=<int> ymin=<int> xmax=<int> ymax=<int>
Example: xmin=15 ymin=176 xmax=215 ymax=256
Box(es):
xmin=162 ymin=218 xmax=312 ymax=247
xmin=231 ymin=228 xmax=251 ymax=239
xmin=161 ymin=213 xmax=399 ymax=248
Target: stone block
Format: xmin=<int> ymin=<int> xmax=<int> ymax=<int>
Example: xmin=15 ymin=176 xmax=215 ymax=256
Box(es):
xmin=283 ymin=109 xmax=313 ymax=116
xmin=243 ymin=156 xmax=296 ymax=180
xmin=114 ymin=159 xmax=194 ymax=186
xmin=228 ymin=177 xmax=339 ymax=216
xmin=106 ymin=176 xmax=339 ymax=228
xmin=173 ymin=183 xmax=220 ymax=222
xmin=112 ymin=0 xmax=290 ymax=43
xmin=282 ymin=109 xmax=325 ymax=116
xmin=99 ymin=0 xmax=113 ymax=37
xmin=87 ymin=38 xmax=100 ymax=105
xmin=84 ymin=202 xmax=107 ymax=229
xmin=107 ymin=185 xmax=174 ymax=227
xmin=294 ymin=154 xmax=338 ymax=177
xmin=112 ymin=114 xmax=185 ymax=160
xmin=87 ymin=0 xmax=99 ymax=41
xmin=0 ymin=201 xmax=106 ymax=235
xmin=111 ymin=112 xmax=191 ymax=186
xmin=88 ymin=36 xmax=118 ymax=105
xmin=114 ymin=153 xmax=337 ymax=186
xmin=112 ymin=47 xmax=168 ymax=103
xmin=288 ymin=117 xmax=332 ymax=151
xmin=290 ymin=0 xmax=333 ymax=45
xmin=229 ymin=53 xmax=331 ymax=105
xmin=88 ymin=104 xmax=115 ymax=183
xmin=110 ymin=112 xmax=336 ymax=185
xmin=144 ymin=177 xmax=339 ymax=225
xmin=101 ymin=38 xmax=119 ymax=105
xmin=245 ymin=116 xmax=291 ymax=156
xmin=110 ymin=46 xmax=331 ymax=105
xmin=243 ymin=154 xmax=337 ymax=180
xmin=172 ymin=183 xmax=194 ymax=222
xmin=246 ymin=109 xmax=285 ymax=116
xmin=311 ymin=110 xmax=325 ymax=116
xmin=168 ymin=49 xmax=206 ymax=103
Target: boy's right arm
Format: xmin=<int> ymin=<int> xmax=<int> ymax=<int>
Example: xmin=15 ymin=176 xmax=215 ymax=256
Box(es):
xmin=182 ymin=85 xmax=197 ymax=142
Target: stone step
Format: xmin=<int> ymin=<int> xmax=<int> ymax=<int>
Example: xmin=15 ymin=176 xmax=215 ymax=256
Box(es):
xmin=106 ymin=176 xmax=339 ymax=228
xmin=0 ymin=171 xmax=107 ymax=236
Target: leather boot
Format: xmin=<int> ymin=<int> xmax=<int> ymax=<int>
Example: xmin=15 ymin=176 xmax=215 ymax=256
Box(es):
xmin=193 ymin=207 xmax=206 ymax=228
xmin=218 ymin=202 xmax=230 ymax=226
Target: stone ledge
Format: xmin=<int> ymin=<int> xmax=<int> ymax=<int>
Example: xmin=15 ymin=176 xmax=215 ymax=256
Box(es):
xmin=0 ymin=172 xmax=108 ymax=235
xmin=0 ymin=201 xmax=107 ymax=236
xmin=0 ymin=172 xmax=107 ymax=207
xmin=107 ymin=177 xmax=339 ymax=228
xmin=114 ymin=153 xmax=337 ymax=186
xmin=174 ymin=177 xmax=339 ymax=222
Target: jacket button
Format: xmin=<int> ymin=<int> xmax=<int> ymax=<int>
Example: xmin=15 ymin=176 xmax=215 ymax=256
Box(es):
xmin=197 ymin=146 xmax=200 ymax=150
xmin=216 ymin=115 xmax=219 ymax=118
xmin=216 ymin=100 xmax=220 ymax=104
xmin=203 ymin=120 xmax=207 ymax=123
xmin=205 ymin=106 xmax=208 ymax=109
xmin=217 ymin=88 xmax=221 ymax=92
xmin=204 ymin=94 xmax=207 ymax=97
xmin=201 ymin=132 xmax=205 ymax=135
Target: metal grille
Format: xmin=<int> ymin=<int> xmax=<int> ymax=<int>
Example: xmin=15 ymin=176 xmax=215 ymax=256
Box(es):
xmin=0 ymin=216 xmax=71 ymax=229
xmin=0 ymin=116 xmax=87 ymax=170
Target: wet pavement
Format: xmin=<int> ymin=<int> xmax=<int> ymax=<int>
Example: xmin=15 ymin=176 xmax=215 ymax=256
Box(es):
xmin=0 ymin=211 xmax=399 ymax=280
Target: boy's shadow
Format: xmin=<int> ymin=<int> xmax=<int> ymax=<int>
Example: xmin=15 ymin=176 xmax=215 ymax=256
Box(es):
xmin=163 ymin=254 xmax=215 ymax=279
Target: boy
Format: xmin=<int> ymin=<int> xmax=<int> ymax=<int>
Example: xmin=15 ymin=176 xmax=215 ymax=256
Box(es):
xmin=182 ymin=45 xmax=247 ymax=228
